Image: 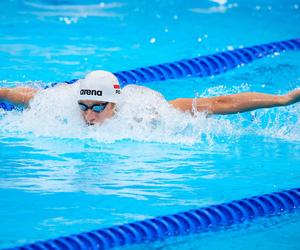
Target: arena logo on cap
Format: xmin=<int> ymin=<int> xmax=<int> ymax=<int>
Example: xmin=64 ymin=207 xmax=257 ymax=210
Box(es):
xmin=80 ymin=89 xmax=102 ymax=96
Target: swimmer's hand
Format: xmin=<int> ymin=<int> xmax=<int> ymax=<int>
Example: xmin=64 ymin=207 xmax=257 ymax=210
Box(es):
xmin=0 ymin=87 xmax=38 ymax=106
xmin=286 ymin=89 xmax=300 ymax=105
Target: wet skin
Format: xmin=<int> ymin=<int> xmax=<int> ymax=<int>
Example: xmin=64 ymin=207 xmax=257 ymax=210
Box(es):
xmin=78 ymin=100 xmax=115 ymax=125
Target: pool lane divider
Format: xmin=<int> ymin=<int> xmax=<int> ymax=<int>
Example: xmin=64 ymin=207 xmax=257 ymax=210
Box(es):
xmin=113 ymin=38 xmax=300 ymax=86
xmin=9 ymin=188 xmax=300 ymax=250
xmin=1 ymin=38 xmax=300 ymax=111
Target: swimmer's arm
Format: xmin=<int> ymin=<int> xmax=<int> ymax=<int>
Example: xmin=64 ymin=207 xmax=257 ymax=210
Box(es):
xmin=168 ymin=89 xmax=300 ymax=115
xmin=0 ymin=87 xmax=38 ymax=106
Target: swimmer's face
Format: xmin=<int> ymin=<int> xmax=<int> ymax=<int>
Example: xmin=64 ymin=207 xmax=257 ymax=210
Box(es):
xmin=78 ymin=100 xmax=115 ymax=125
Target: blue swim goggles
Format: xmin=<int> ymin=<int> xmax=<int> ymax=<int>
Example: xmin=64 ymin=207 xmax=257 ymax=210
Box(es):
xmin=78 ymin=102 xmax=108 ymax=113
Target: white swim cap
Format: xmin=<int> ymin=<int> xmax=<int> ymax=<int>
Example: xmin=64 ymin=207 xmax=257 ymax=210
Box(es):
xmin=78 ymin=70 xmax=121 ymax=103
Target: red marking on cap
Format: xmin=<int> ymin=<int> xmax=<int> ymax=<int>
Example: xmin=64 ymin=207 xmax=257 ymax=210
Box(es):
xmin=113 ymin=84 xmax=120 ymax=89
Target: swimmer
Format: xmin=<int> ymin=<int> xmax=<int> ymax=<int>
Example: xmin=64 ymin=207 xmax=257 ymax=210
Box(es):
xmin=0 ymin=70 xmax=300 ymax=125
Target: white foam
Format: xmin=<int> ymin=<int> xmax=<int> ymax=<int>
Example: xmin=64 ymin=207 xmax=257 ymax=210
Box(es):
xmin=0 ymin=84 xmax=235 ymax=144
xmin=1 ymin=83 xmax=299 ymax=143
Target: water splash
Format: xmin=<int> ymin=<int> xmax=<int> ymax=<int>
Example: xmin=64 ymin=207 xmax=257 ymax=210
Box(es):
xmin=0 ymin=83 xmax=235 ymax=144
xmin=0 ymin=82 xmax=299 ymax=143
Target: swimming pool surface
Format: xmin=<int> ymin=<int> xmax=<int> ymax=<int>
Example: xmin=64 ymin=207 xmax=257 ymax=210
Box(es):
xmin=0 ymin=0 xmax=300 ymax=249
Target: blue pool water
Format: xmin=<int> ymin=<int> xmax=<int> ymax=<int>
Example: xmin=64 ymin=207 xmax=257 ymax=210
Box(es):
xmin=0 ymin=0 xmax=300 ymax=249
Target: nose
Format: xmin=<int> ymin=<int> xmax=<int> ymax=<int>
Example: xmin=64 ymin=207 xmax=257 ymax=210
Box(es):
xmin=85 ymin=109 xmax=96 ymax=123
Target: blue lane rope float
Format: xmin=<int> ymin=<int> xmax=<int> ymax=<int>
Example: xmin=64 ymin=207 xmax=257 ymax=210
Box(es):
xmin=10 ymin=188 xmax=300 ymax=250
xmin=0 ymin=101 xmax=15 ymax=111
xmin=1 ymin=38 xmax=300 ymax=111
xmin=60 ymin=38 xmax=300 ymax=87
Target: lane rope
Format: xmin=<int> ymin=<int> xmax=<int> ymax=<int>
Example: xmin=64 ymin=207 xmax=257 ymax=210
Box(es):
xmin=63 ymin=38 xmax=300 ymax=86
xmin=10 ymin=188 xmax=300 ymax=250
